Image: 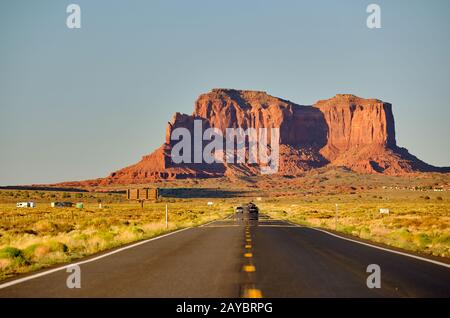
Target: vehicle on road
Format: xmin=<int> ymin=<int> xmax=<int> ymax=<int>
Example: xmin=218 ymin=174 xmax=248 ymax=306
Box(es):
xmin=235 ymin=202 xmax=259 ymax=220
xmin=248 ymin=202 xmax=259 ymax=214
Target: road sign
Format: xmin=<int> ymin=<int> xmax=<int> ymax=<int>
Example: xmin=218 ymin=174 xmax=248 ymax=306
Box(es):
xmin=126 ymin=188 xmax=159 ymax=201
xmin=379 ymin=208 xmax=390 ymax=215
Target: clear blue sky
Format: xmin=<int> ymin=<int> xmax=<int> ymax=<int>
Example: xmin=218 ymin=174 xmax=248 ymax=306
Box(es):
xmin=1 ymin=0 xmax=449 ymax=185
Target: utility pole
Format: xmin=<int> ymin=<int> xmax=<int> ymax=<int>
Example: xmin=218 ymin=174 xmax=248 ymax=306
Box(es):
xmin=165 ymin=204 xmax=168 ymax=229
xmin=335 ymin=203 xmax=338 ymax=231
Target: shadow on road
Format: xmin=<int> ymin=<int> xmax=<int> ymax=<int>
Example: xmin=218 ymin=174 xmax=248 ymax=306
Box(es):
xmin=160 ymin=187 xmax=248 ymax=198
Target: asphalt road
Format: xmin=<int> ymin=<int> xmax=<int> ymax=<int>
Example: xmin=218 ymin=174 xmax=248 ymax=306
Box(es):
xmin=0 ymin=215 xmax=449 ymax=297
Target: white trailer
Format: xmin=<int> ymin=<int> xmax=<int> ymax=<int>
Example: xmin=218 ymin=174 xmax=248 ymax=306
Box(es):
xmin=16 ymin=202 xmax=35 ymax=208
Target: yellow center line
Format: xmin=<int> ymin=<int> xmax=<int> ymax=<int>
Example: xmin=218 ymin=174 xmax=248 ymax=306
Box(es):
xmin=241 ymin=224 xmax=261 ymax=299
xmin=242 ymin=288 xmax=263 ymax=298
xmin=242 ymin=265 xmax=256 ymax=273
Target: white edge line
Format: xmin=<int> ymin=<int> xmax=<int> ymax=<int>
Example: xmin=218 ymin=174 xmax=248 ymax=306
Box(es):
xmin=285 ymin=220 xmax=450 ymax=269
xmin=0 ymin=220 xmax=218 ymax=290
xmin=4 ymin=217 xmax=447 ymax=290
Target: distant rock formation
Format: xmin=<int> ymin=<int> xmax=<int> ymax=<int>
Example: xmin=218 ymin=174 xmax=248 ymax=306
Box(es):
xmin=59 ymin=89 xmax=449 ymax=186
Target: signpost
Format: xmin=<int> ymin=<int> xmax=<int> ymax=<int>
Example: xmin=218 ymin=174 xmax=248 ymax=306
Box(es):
xmin=165 ymin=204 xmax=168 ymax=229
xmin=335 ymin=203 xmax=339 ymax=230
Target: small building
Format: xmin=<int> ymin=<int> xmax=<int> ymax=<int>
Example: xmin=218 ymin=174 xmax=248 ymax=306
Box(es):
xmin=51 ymin=202 xmax=73 ymax=208
xmin=16 ymin=202 xmax=35 ymax=208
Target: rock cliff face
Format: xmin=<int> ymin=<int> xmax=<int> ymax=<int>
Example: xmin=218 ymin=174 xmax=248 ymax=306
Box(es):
xmin=315 ymin=94 xmax=396 ymax=158
xmin=73 ymin=89 xmax=448 ymax=185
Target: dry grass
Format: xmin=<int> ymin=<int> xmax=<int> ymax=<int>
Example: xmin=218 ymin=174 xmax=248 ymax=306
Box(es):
xmin=0 ymin=200 xmax=233 ymax=281
xmin=259 ymin=191 xmax=450 ymax=258
xmin=1 ymin=168 xmax=449 ymax=280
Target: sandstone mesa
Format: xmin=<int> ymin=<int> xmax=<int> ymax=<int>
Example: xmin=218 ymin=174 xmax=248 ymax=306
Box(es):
xmin=60 ymin=89 xmax=450 ymax=186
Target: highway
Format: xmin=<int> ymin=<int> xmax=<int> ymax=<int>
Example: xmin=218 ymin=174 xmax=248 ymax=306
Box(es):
xmin=0 ymin=215 xmax=449 ymax=297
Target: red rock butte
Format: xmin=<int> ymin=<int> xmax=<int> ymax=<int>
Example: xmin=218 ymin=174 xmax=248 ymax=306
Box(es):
xmin=61 ymin=89 xmax=450 ymax=186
